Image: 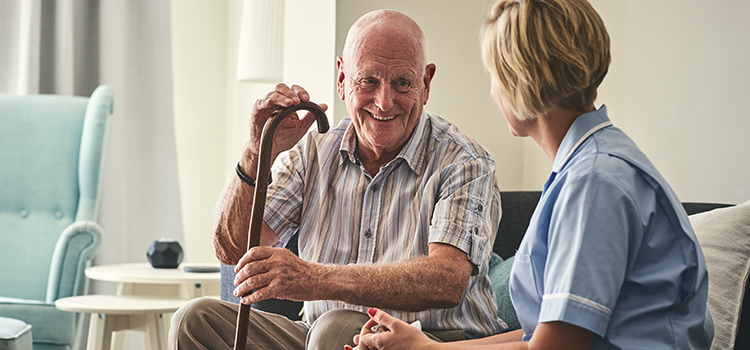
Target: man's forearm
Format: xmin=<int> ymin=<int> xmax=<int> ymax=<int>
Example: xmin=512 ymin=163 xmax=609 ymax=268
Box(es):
xmin=213 ymin=175 xmax=255 ymax=265
xmin=319 ymin=244 xmax=472 ymax=311
xmin=214 ymin=149 xmax=283 ymax=265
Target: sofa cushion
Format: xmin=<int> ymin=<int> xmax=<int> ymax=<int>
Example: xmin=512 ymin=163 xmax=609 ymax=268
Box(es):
xmin=488 ymin=253 xmax=520 ymax=331
xmin=0 ymin=316 xmax=32 ymax=350
xmin=690 ymin=200 xmax=750 ymax=350
xmin=495 ymin=192 xmax=542 ymax=259
xmin=0 ymin=300 xmax=78 ymax=347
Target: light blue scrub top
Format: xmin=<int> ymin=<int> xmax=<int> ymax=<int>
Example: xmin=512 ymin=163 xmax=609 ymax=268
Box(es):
xmin=509 ymin=106 xmax=714 ymax=349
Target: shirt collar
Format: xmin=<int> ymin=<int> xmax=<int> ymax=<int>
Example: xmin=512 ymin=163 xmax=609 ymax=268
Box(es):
xmin=552 ymin=105 xmax=613 ymax=173
xmin=340 ymin=120 xmax=359 ymax=166
xmin=339 ymin=111 xmax=429 ymax=175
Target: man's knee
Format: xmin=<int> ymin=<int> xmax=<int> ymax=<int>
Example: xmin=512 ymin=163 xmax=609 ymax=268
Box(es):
xmin=171 ymin=297 xmax=218 ymax=331
xmin=306 ymin=309 xmax=370 ymax=350
xmin=169 ymin=297 xmax=234 ymax=350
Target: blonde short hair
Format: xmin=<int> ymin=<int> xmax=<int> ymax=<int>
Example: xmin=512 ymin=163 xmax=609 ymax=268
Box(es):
xmin=481 ymin=0 xmax=610 ymax=120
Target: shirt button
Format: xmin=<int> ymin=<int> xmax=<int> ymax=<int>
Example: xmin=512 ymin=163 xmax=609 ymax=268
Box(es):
xmin=364 ymin=229 xmax=372 ymax=238
xmin=473 ymin=227 xmax=479 ymax=235
xmin=477 ymin=204 xmax=483 ymax=212
xmin=55 ymin=211 xmax=64 ymax=219
xmin=372 ymin=184 xmax=379 ymax=192
xmin=19 ymin=209 xmax=29 ymax=218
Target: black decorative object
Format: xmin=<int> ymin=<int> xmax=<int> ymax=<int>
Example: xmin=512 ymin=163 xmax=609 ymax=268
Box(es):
xmin=147 ymin=239 xmax=183 ymax=268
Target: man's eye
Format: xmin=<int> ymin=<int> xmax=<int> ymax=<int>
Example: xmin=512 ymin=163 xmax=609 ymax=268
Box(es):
xmin=394 ymin=80 xmax=411 ymax=92
xmin=356 ymin=79 xmax=377 ymax=91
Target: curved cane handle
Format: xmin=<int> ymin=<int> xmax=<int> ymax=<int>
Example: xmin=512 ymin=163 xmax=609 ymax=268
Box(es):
xmin=248 ymin=102 xmax=329 ymax=248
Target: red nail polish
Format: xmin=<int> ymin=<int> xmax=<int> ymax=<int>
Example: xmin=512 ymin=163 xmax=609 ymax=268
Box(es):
xmin=368 ymin=308 xmax=377 ymax=317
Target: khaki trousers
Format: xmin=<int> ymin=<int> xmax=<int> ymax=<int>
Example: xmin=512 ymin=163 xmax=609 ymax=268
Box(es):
xmin=169 ymin=298 xmax=464 ymax=349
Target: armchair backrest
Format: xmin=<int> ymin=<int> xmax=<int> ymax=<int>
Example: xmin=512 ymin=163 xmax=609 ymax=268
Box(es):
xmin=0 ymin=85 xmax=113 ymax=302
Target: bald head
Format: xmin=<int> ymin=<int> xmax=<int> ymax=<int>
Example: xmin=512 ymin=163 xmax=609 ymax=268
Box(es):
xmin=342 ymin=10 xmax=426 ymax=67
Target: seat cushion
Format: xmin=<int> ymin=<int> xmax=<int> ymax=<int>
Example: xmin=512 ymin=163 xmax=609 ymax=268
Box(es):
xmin=488 ymin=253 xmax=520 ymax=331
xmin=0 ymin=316 xmax=32 ymax=350
xmin=690 ymin=200 xmax=750 ymax=350
xmin=0 ymin=300 xmax=78 ymax=347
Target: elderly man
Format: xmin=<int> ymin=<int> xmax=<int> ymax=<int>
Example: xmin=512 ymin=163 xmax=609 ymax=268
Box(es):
xmin=170 ymin=9 xmax=504 ymax=350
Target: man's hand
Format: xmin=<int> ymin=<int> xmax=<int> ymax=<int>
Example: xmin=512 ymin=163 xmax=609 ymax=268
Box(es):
xmin=242 ymin=84 xmax=329 ymax=176
xmin=233 ymin=246 xmax=323 ymax=304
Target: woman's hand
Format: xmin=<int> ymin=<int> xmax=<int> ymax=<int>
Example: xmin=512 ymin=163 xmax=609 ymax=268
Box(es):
xmin=345 ymin=308 xmax=436 ymax=350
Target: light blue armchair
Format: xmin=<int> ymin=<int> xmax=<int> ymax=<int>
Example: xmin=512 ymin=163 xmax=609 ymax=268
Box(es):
xmin=0 ymin=86 xmax=114 ymax=350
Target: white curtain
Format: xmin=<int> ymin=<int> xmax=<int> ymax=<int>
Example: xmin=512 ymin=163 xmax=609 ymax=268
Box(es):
xmin=0 ymin=0 xmax=184 ymax=288
xmin=0 ymin=0 xmax=40 ymax=94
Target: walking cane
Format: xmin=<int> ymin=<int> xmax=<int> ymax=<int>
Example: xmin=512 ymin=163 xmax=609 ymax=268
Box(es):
xmin=233 ymin=101 xmax=330 ymax=350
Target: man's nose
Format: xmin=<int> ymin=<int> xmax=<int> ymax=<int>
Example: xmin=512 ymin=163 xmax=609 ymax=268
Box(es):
xmin=374 ymin=84 xmax=395 ymax=112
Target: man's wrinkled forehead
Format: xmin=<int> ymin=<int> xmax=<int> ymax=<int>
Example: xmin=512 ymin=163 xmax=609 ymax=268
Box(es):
xmin=342 ymin=10 xmax=426 ymax=63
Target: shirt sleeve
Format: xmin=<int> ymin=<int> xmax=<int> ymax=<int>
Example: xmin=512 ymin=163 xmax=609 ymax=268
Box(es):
xmin=539 ymin=172 xmax=644 ymax=337
xmin=263 ymin=141 xmax=307 ymax=248
xmin=429 ymin=156 xmax=501 ymax=269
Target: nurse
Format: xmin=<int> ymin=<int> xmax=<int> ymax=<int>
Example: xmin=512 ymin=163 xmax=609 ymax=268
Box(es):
xmin=348 ymin=0 xmax=714 ymax=349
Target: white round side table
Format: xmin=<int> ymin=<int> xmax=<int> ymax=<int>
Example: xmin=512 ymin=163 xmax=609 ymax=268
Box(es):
xmin=55 ymin=295 xmax=187 ymax=350
xmin=55 ymin=262 xmax=221 ymax=350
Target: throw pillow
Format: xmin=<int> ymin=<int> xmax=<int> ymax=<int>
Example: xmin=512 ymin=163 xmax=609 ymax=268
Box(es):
xmin=690 ymin=200 xmax=750 ymax=350
xmin=488 ymin=253 xmax=521 ymax=331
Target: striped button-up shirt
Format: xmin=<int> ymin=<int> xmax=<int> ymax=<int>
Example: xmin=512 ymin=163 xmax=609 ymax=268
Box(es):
xmin=264 ymin=111 xmax=505 ymax=338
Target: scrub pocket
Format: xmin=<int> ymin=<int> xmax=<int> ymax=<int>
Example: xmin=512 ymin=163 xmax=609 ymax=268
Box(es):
xmin=509 ymin=252 xmax=543 ymax=333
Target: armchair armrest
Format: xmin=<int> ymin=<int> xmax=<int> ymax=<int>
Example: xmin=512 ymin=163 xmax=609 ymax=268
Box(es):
xmin=46 ymin=220 xmax=103 ymax=302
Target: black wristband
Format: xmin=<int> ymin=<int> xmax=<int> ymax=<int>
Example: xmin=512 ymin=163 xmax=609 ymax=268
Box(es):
xmin=235 ymin=162 xmax=257 ymax=186
xmin=236 ymin=162 xmax=272 ymax=187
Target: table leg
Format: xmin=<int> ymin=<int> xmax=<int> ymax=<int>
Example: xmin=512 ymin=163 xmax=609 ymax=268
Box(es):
xmin=117 ymin=283 xmax=134 ymax=295
xmin=111 ymin=331 xmax=126 ymax=350
xmin=87 ymin=313 xmax=114 ymax=350
xmin=85 ymin=312 xmax=171 ymax=350
xmin=187 ymin=283 xmax=204 ymax=298
xmin=162 ymin=312 xmax=173 ymax=341
xmin=149 ymin=313 xmax=169 ymax=350
xmin=122 ymin=313 xmax=168 ymax=350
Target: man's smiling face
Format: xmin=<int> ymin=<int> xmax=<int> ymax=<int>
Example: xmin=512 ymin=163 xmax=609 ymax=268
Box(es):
xmin=337 ymin=15 xmax=435 ymax=162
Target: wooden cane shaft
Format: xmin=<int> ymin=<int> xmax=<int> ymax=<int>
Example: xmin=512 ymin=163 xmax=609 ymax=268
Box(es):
xmin=233 ymin=101 xmax=329 ymax=350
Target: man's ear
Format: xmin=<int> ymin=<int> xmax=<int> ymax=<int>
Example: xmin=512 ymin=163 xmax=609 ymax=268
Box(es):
xmin=422 ymin=63 xmax=437 ymax=105
xmin=336 ymin=57 xmax=346 ymax=101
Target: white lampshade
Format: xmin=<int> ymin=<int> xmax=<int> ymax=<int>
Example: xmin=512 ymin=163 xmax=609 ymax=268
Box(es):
xmin=236 ymin=0 xmax=284 ymax=83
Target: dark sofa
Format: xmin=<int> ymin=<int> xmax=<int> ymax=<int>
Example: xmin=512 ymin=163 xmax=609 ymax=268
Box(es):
xmin=220 ymin=191 xmax=746 ymax=349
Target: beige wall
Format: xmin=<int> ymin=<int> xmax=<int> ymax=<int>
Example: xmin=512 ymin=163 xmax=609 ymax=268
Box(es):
xmin=283 ymin=0 xmax=338 ymax=120
xmin=170 ymin=0 xmax=750 ymax=267
xmin=170 ymin=0 xmax=228 ymax=264
xmin=601 ymin=0 xmax=750 ymax=204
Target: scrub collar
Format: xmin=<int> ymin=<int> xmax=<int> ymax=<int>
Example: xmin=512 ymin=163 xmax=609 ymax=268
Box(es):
xmin=552 ymin=105 xmax=613 ymax=173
